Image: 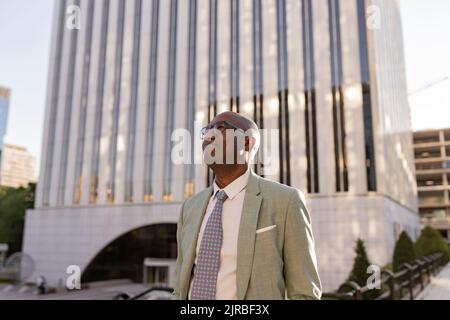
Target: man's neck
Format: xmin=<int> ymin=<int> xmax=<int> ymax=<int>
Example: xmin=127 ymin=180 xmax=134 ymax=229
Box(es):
xmin=213 ymin=165 xmax=249 ymax=189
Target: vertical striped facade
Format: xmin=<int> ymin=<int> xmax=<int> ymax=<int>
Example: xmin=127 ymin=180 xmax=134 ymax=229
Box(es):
xmin=35 ymin=0 xmax=387 ymax=208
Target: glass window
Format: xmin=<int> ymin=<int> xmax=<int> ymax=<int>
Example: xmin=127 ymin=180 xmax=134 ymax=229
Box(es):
xmin=163 ymin=0 xmax=179 ymax=198
xmin=73 ymin=0 xmax=95 ymax=205
xmin=58 ymin=4 xmax=80 ymax=205
xmin=444 ymin=130 xmax=450 ymax=142
xmin=276 ymin=0 xmax=291 ymax=186
xmin=42 ymin=0 xmax=67 ymax=207
xmin=302 ymin=0 xmax=319 ymax=193
xmin=184 ymin=0 xmax=197 ymax=197
xmin=124 ymin=0 xmax=143 ymax=203
xmin=356 ymin=0 xmax=377 ymax=191
xmin=105 ymin=0 xmax=126 ymax=204
xmin=329 ymin=0 xmax=348 ymax=192
xmin=230 ymin=0 xmax=240 ymax=112
xmin=90 ymin=0 xmax=110 ymax=204
xmin=143 ymin=0 xmax=160 ymax=201
xmin=206 ymin=0 xmax=219 ymax=186
xmin=252 ymin=0 xmax=265 ymax=177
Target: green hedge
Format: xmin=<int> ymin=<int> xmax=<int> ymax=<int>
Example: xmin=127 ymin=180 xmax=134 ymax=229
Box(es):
xmin=339 ymin=238 xmax=381 ymax=300
xmin=415 ymin=226 xmax=450 ymax=263
xmin=393 ymin=231 xmax=417 ymax=272
xmin=0 ymin=183 xmax=35 ymax=256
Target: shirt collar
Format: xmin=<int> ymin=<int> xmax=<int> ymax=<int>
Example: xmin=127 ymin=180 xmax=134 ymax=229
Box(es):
xmin=213 ymin=168 xmax=251 ymax=200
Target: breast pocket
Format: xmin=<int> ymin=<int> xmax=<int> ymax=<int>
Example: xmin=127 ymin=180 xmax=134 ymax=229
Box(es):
xmin=256 ymin=225 xmax=277 ymax=234
xmin=255 ymin=225 xmax=277 ymax=250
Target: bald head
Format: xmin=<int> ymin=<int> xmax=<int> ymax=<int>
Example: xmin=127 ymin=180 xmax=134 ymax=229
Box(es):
xmin=210 ymin=111 xmax=259 ymax=132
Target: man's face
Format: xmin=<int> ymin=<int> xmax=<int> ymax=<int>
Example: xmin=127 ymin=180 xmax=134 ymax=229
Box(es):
xmin=201 ymin=117 xmax=247 ymax=167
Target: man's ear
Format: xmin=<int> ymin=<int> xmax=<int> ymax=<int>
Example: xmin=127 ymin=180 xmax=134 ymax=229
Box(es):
xmin=245 ymin=136 xmax=255 ymax=152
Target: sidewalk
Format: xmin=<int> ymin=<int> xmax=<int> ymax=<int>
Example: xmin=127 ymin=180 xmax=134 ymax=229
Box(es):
xmin=416 ymin=263 xmax=450 ymax=300
xmin=0 ymin=283 xmax=149 ymax=300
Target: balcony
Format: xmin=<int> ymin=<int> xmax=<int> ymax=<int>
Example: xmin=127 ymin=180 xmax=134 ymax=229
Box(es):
xmin=445 ymin=130 xmax=450 ymax=142
xmin=414 ymin=141 xmax=442 ymax=149
xmin=418 ymin=190 xmax=448 ymax=207
xmin=419 ymin=202 xmax=448 ymax=209
xmin=420 ymin=206 xmax=450 ymax=228
xmin=417 ymin=176 xmax=449 ymax=193
xmin=415 ymin=162 xmax=444 ymax=171
xmin=415 ymin=168 xmax=450 ymax=177
xmin=417 ymin=186 xmax=447 ymax=193
xmin=414 ymin=148 xmax=442 ymax=161
xmin=417 ymin=173 xmax=444 ymax=187
xmin=413 ymin=131 xmax=440 ymax=145
xmin=421 ymin=216 xmax=450 ymax=230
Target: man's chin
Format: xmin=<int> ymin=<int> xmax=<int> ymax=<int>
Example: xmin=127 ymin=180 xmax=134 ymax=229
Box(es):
xmin=205 ymin=162 xmax=220 ymax=171
xmin=204 ymin=162 xmax=225 ymax=172
xmin=206 ymin=163 xmax=245 ymax=172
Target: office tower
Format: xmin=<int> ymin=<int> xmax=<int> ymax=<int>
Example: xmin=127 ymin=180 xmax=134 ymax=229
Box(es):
xmin=0 ymin=144 xmax=36 ymax=188
xmin=0 ymin=86 xmax=10 ymax=163
xmin=414 ymin=128 xmax=450 ymax=242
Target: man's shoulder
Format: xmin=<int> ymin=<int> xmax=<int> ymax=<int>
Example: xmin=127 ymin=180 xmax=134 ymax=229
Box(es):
xmin=256 ymin=175 xmax=307 ymax=204
xmin=257 ymin=175 xmax=302 ymax=195
xmin=181 ymin=187 xmax=211 ymax=209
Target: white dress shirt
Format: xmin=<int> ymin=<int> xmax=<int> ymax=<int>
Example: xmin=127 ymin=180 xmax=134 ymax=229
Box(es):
xmin=188 ymin=168 xmax=251 ymax=300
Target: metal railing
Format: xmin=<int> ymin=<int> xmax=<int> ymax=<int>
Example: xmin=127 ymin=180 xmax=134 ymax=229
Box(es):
xmin=112 ymin=253 xmax=447 ymax=300
xmin=323 ymin=253 xmax=447 ymax=300
xmin=112 ymin=286 xmax=174 ymax=300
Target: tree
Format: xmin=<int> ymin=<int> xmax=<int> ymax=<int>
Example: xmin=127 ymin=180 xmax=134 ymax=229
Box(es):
xmin=415 ymin=226 xmax=450 ymax=263
xmin=0 ymin=183 xmax=35 ymax=256
xmin=393 ymin=231 xmax=417 ymax=272
xmin=339 ymin=238 xmax=380 ymax=299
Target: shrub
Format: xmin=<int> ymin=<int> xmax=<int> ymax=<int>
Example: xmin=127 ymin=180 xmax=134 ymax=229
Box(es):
xmin=393 ymin=231 xmax=417 ymax=272
xmin=415 ymin=226 xmax=450 ymax=263
xmin=339 ymin=238 xmax=380 ymax=300
xmin=0 ymin=183 xmax=35 ymax=255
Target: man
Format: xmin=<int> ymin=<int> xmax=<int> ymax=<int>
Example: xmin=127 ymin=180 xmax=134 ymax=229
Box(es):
xmin=171 ymin=111 xmax=321 ymax=300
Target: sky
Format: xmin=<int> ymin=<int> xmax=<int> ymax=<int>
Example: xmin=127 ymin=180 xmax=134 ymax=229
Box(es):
xmin=399 ymin=0 xmax=450 ymax=131
xmin=0 ymin=0 xmax=449 ymax=176
xmin=0 ymin=0 xmax=53 ymax=175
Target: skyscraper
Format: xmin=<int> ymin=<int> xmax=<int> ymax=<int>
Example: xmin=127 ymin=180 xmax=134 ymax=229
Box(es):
xmin=24 ymin=0 xmax=420 ymax=291
xmin=0 ymin=144 xmax=36 ymax=188
xmin=0 ymin=86 xmax=10 ymax=163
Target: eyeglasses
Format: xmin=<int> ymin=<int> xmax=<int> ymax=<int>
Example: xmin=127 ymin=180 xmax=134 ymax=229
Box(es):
xmin=200 ymin=121 xmax=244 ymax=140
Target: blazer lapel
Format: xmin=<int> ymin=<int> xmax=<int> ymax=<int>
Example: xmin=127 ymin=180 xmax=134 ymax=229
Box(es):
xmin=180 ymin=185 xmax=213 ymax=299
xmin=236 ymin=172 xmax=262 ymax=299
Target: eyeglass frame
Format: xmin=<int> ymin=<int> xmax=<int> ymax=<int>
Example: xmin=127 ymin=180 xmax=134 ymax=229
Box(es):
xmin=200 ymin=120 xmax=245 ymax=140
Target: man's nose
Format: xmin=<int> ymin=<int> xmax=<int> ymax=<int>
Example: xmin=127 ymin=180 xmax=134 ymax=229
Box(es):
xmin=202 ymin=129 xmax=223 ymax=150
xmin=203 ymin=129 xmax=217 ymax=143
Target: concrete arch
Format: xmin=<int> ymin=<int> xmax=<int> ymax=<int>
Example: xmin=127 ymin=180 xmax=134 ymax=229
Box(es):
xmin=23 ymin=203 xmax=182 ymax=285
xmin=81 ymin=222 xmax=177 ymax=283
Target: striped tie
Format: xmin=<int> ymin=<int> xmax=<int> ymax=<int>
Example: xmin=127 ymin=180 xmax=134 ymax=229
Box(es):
xmin=190 ymin=190 xmax=228 ymax=300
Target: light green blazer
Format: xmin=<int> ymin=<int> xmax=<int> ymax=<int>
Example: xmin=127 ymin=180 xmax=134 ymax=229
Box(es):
xmin=171 ymin=171 xmax=322 ymax=300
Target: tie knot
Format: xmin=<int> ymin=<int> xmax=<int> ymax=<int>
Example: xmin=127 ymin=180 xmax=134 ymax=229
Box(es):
xmin=215 ymin=190 xmax=228 ymax=202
